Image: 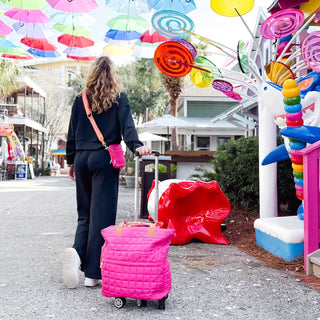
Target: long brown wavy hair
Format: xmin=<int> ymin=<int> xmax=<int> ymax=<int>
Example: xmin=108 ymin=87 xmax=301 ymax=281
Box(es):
xmin=85 ymin=55 xmax=123 ymax=113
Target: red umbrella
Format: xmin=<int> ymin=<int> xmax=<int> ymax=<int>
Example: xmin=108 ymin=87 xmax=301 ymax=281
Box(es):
xmin=67 ymin=55 xmax=95 ymax=61
xmin=21 ymin=37 xmax=57 ymax=51
xmin=140 ymin=29 xmax=169 ymax=43
xmin=2 ymin=53 xmax=33 ymax=60
xmin=58 ymin=34 xmax=94 ymax=48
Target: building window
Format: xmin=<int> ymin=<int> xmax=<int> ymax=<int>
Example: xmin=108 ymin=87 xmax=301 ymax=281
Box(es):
xmin=218 ymin=137 xmax=231 ymax=145
xmin=196 ymin=136 xmax=210 ymax=150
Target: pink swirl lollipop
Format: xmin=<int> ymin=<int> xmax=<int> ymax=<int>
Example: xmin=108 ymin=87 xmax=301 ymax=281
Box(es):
xmin=260 ymin=9 xmax=305 ymax=39
xmin=301 ymin=31 xmax=320 ymax=72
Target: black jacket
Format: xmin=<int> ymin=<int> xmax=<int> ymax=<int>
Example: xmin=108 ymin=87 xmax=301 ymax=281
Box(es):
xmin=66 ymin=93 xmax=143 ymax=165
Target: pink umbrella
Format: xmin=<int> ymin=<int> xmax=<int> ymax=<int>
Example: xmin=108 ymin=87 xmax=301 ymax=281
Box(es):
xmin=67 ymin=54 xmax=95 ymax=61
xmin=47 ymin=0 xmax=98 ymax=13
xmin=5 ymin=8 xmax=50 ymax=24
xmin=0 ymin=20 xmax=12 ymax=35
xmin=140 ymin=29 xmax=169 ymax=43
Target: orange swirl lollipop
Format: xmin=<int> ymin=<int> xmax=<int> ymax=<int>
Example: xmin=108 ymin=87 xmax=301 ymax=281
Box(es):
xmin=154 ymin=40 xmax=194 ymax=78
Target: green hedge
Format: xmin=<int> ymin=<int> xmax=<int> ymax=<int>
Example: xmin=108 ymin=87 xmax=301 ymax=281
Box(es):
xmin=193 ymin=136 xmax=300 ymax=212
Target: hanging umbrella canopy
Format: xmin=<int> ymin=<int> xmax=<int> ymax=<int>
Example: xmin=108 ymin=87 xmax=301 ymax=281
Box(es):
xmin=140 ymin=29 xmax=169 ymax=43
xmin=0 ymin=0 xmax=47 ymax=10
xmin=13 ymin=22 xmax=52 ymax=38
xmin=47 ymin=0 xmax=98 ymax=13
xmin=58 ymin=34 xmax=94 ymax=48
xmin=67 ymin=54 xmax=95 ymax=61
xmin=105 ymin=29 xmax=141 ymax=41
xmin=0 ymin=20 xmax=12 ymax=35
xmin=148 ymin=0 xmax=197 ymax=14
xmin=103 ymin=37 xmax=136 ymax=46
xmin=53 ymin=23 xmax=93 ymax=37
xmin=21 ymin=37 xmax=57 ymax=51
xmin=63 ymin=46 xmax=95 ymax=57
xmin=105 ymin=0 xmax=151 ymax=15
xmin=5 ymin=8 xmax=50 ymax=24
xmin=50 ymin=12 xmax=95 ymax=27
xmin=27 ymin=48 xmax=61 ymax=58
xmin=2 ymin=52 xmax=32 ymax=59
xmin=138 ymin=132 xmax=167 ymax=142
xmin=103 ymin=44 xmax=134 ymax=55
xmin=210 ymin=0 xmax=254 ymax=17
xmin=106 ymin=14 xmax=149 ymax=32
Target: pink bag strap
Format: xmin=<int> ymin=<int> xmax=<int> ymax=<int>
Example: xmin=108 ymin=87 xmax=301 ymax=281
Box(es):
xmin=82 ymin=91 xmax=108 ymax=150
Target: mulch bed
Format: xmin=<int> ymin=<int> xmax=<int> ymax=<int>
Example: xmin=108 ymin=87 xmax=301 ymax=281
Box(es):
xmin=222 ymin=207 xmax=305 ymax=273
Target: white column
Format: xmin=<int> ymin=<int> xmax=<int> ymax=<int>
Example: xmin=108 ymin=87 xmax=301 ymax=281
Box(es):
xmin=186 ymin=134 xmax=192 ymax=151
xmin=258 ymin=88 xmax=278 ymax=218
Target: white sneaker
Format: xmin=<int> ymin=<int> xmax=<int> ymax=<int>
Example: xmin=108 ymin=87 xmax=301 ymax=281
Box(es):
xmin=62 ymin=248 xmax=81 ymax=289
xmin=84 ymin=277 xmax=102 ymax=287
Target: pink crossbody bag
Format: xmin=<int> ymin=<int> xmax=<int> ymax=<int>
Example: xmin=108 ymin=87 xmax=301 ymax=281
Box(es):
xmin=82 ymin=91 xmax=126 ymax=169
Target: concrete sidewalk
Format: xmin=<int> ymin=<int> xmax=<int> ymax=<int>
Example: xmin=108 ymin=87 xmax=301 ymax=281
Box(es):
xmin=0 ymin=176 xmax=319 ymax=320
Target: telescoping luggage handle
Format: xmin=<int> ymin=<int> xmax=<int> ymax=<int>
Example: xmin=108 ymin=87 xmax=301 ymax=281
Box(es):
xmin=134 ymin=151 xmax=160 ymax=222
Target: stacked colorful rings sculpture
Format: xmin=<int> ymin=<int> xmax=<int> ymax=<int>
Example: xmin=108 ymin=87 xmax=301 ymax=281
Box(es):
xmin=151 ymin=10 xmax=194 ymax=39
xmin=282 ymin=79 xmax=305 ymax=201
xmin=301 ymin=31 xmax=320 ymax=72
xmin=260 ymin=9 xmax=305 ymax=39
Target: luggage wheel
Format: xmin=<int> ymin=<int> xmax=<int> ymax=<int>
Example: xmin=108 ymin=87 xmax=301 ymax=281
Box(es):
xmin=157 ymin=295 xmax=168 ymax=310
xmin=114 ymin=297 xmax=126 ymax=308
xmin=137 ymin=299 xmax=147 ymax=307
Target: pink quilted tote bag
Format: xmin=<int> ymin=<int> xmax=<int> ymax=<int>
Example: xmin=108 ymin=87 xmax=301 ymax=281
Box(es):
xmin=101 ymin=223 xmax=174 ymax=301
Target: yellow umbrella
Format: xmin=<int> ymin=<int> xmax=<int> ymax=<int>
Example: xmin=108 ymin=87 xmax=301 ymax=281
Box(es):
xmin=103 ymin=44 xmax=134 ymax=56
xmin=210 ymin=0 xmax=254 ymax=17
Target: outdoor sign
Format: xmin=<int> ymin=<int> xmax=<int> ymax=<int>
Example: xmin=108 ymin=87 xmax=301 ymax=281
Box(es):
xmin=16 ymin=163 xmax=27 ymax=180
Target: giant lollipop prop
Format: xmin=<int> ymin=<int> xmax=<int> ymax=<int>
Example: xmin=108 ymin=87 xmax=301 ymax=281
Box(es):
xmin=301 ymin=31 xmax=320 ymax=72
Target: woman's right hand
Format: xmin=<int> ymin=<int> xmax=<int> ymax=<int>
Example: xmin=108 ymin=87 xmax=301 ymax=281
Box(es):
xmin=68 ymin=165 xmax=75 ymax=181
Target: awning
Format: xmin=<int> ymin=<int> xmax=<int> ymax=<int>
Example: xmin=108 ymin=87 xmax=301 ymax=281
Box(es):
xmin=52 ymin=148 xmax=66 ymax=155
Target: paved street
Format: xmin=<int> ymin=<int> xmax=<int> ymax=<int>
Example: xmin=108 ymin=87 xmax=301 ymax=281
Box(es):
xmin=0 ymin=176 xmax=320 ymax=320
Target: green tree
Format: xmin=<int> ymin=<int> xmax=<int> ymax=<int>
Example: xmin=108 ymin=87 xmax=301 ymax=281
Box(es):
xmin=0 ymin=60 xmax=24 ymax=101
xmin=119 ymin=58 xmax=169 ymax=121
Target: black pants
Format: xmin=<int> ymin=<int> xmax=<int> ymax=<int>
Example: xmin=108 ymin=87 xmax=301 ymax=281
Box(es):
xmin=73 ymin=149 xmax=119 ymax=279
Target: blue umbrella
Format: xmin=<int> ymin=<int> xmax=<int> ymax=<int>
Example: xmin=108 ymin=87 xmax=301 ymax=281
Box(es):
xmin=105 ymin=29 xmax=141 ymax=40
xmin=105 ymin=0 xmax=151 ymax=14
xmin=148 ymin=0 xmax=196 ymax=14
xmin=27 ymin=48 xmax=61 ymax=58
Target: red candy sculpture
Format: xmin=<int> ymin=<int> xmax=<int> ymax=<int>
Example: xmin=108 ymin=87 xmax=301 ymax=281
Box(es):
xmin=148 ymin=180 xmax=231 ymax=245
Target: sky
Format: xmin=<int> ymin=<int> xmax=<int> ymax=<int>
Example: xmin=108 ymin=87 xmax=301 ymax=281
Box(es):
xmin=0 ymin=0 xmax=275 ymax=66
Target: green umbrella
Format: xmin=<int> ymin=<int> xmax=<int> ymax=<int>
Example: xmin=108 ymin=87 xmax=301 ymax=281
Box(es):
xmin=0 ymin=0 xmax=47 ymax=10
xmin=106 ymin=14 xmax=149 ymax=32
xmin=53 ymin=23 xmax=93 ymax=37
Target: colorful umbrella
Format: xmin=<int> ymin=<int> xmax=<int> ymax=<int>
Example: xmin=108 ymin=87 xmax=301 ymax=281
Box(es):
xmin=67 ymin=54 xmax=95 ymax=61
xmin=140 ymin=29 xmax=169 ymax=43
xmin=53 ymin=23 xmax=93 ymax=37
xmin=47 ymin=0 xmax=98 ymax=13
xmin=21 ymin=37 xmax=57 ymax=51
xmin=50 ymin=12 xmax=95 ymax=27
xmin=27 ymin=48 xmax=61 ymax=58
xmin=0 ymin=38 xmax=25 ymax=55
xmin=0 ymin=0 xmax=47 ymax=10
xmin=63 ymin=46 xmax=95 ymax=57
xmin=13 ymin=22 xmax=52 ymax=38
xmin=2 ymin=52 xmax=33 ymax=60
xmin=5 ymin=8 xmax=50 ymax=24
xmin=103 ymin=44 xmax=134 ymax=55
xmin=133 ymin=40 xmax=158 ymax=58
xmin=103 ymin=38 xmax=136 ymax=46
xmin=105 ymin=0 xmax=151 ymax=14
xmin=210 ymin=0 xmax=254 ymax=17
xmin=58 ymin=34 xmax=94 ymax=48
xmin=106 ymin=14 xmax=149 ymax=32
xmin=0 ymin=20 xmax=13 ymax=35
xmin=148 ymin=0 xmax=196 ymax=14
xmin=105 ymin=29 xmax=141 ymax=41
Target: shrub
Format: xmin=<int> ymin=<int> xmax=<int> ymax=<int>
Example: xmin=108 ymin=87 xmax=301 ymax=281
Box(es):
xmin=192 ymin=136 xmax=300 ymax=212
